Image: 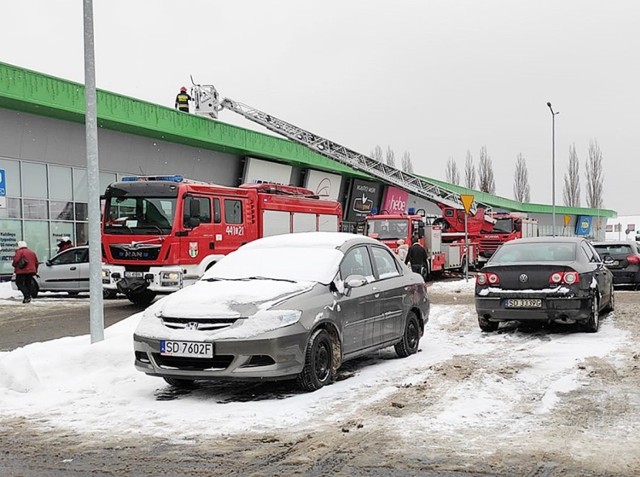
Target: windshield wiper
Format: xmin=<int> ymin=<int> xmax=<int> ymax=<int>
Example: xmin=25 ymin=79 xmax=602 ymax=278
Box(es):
xmin=246 ymin=276 xmax=296 ymax=283
xmin=202 ymin=276 xmax=296 ymax=283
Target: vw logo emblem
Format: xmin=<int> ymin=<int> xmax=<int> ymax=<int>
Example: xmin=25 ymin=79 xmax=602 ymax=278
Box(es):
xmin=519 ymin=274 xmax=528 ymax=283
xmin=184 ymin=322 xmax=199 ymax=330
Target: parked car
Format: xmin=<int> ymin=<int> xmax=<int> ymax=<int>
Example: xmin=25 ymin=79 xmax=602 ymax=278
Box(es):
xmin=11 ymin=246 xmax=117 ymax=298
xmin=133 ymin=232 xmax=430 ymax=391
xmin=475 ymin=236 xmax=614 ymax=333
xmin=592 ymin=240 xmax=640 ymax=289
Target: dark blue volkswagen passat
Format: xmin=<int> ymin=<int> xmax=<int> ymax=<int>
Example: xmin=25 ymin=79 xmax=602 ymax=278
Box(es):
xmin=133 ymin=232 xmax=430 ymax=392
xmin=475 ymin=237 xmax=614 ymax=333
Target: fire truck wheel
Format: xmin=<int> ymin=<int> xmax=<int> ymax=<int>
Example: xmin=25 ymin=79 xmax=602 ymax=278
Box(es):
xmin=103 ymin=289 xmax=118 ymax=299
xmin=127 ymin=290 xmax=157 ymax=307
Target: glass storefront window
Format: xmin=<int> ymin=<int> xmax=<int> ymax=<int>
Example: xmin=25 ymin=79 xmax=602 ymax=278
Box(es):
xmin=75 ymin=202 xmax=88 ymax=221
xmin=23 ymin=220 xmax=51 ymax=262
xmin=73 ymin=168 xmax=88 ymax=202
xmin=23 ymin=199 xmax=48 ymax=220
xmin=0 ymin=198 xmax=22 ymax=219
xmin=22 ymin=162 xmax=48 ymax=199
xmin=0 ymin=158 xmax=21 ymax=196
xmin=49 ymin=165 xmax=73 ymax=200
xmin=100 ymin=172 xmax=117 ymax=196
xmin=75 ymin=222 xmax=88 ymax=246
xmin=50 ymin=201 xmax=75 ymax=221
xmin=50 ymin=221 xmax=75 ymax=253
xmin=0 ymin=219 xmax=22 ymax=276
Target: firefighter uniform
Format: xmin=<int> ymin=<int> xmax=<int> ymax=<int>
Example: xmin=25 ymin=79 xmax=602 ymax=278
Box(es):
xmin=175 ymin=88 xmax=192 ymax=112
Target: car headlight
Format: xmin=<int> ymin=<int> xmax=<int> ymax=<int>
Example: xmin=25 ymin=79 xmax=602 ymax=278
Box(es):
xmin=101 ymin=269 xmax=110 ymax=278
xmin=252 ymin=309 xmax=302 ymax=329
xmin=160 ymin=271 xmax=182 ymax=287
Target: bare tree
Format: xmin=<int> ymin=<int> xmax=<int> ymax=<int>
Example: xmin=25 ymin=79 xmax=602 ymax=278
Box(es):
xmin=563 ymin=144 xmax=581 ymax=207
xmin=385 ymin=146 xmax=396 ymax=167
xmin=401 ymin=151 xmax=414 ymax=173
xmin=513 ymin=153 xmax=530 ymax=202
xmin=464 ymin=150 xmax=476 ymax=189
xmin=371 ymin=145 xmax=383 ymax=162
xmin=585 ymin=139 xmax=604 ymax=209
xmin=445 ymin=157 xmax=460 ymax=185
xmin=477 ymin=146 xmax=496 ymax=194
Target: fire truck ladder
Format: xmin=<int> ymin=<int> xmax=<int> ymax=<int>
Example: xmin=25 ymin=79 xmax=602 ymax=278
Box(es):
xmin=189 ymin=82 xmax=475 ymax=213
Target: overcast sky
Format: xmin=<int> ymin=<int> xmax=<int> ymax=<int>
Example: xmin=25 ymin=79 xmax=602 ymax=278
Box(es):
xmin=2 ymin=1 xmax=638 ymax=215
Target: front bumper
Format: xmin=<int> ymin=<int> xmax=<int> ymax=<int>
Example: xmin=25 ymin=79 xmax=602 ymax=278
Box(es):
xmin=475 ymin=293 xmax=593 ymax=323
xmin=133 ymin=326 xmax=309 ymax=381
xmin=102 ymin=265 xmax=185 ymax=295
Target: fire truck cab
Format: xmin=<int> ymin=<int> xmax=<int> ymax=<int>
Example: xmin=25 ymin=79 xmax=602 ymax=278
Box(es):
xmin=101 ymin=175 xmax=342 ymax=305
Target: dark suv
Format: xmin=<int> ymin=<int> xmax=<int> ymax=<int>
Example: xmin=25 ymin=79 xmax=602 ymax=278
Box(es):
xmin=593 ymin=241 xmax=640 ymax=289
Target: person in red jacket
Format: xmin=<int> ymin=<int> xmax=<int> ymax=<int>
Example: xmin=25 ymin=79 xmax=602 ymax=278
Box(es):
xmin=12 ymin=241 xmax=39 ymax=304
xmin=57 ymin=236 xmax=73 ymax=254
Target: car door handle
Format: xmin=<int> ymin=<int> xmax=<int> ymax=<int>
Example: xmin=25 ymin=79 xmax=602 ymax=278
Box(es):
xmin=70 ymin=266 xmax=77 ymax=270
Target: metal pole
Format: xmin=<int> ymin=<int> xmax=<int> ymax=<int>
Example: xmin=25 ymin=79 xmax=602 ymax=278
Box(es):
xmin=547 ymin=102 xmax=559 ymax=237
xmin=84 ymin=0 xmax=104 ymax=343
xmin=464 ymin=212 xmax=469 ymax=282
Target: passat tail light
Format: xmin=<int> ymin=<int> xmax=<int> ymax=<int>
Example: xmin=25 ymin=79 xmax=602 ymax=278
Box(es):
xmin=476 ymin=272 xmax=499 ymax=286
xmin=549 ymin=271 xmax=580 ymax=285
xmin=627 ymin=255 xmax=640 ymax=264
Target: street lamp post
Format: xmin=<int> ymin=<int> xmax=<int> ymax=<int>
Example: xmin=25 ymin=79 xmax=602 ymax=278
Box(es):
xmin=546 ymin=102 xmax=559 ymax=237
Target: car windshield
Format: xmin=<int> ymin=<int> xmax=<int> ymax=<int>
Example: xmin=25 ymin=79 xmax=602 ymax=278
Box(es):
xmin=492 ymin=217 xmax=514 ymax=233
xmin=491 ymin=242 xmax=577 ymax=263
xmin=104 ymin=196 xmax=176 ymax=235
xmin=365 ymin=219 xmax=409 ymax=240
xmin=593 ymin=244 xmax=633 ymax=255
xmin=202 ymin=246 xmax=344 ymax=284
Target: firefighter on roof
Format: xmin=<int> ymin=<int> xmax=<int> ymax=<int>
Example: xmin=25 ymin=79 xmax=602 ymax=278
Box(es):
xmin=175 ymin=86 xmax=192 ymax=113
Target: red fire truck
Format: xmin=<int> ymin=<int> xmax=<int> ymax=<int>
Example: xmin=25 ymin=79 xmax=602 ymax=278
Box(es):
xmin=364 ymin=211 xmax=477 ymax=278
xmin=101 ymin=175 xmax=342 ymax=305
xmin=434 ymin=208 xmax=538 ymax=263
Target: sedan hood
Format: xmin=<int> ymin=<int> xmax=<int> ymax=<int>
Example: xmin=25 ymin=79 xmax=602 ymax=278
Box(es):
xmin=152 ymin=278 xmax=315 ymax=319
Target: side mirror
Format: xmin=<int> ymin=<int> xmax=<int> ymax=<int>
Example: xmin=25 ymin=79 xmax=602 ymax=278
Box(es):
xmin=344 ymin=275 xmax=367 ymax=289
xmin=183 ymin=197 xmax=202 ymax=229
xmin=45 ymin=260 xmax=52 ymax=267
xmin=602 ymin=255 xmax=615 ymax=266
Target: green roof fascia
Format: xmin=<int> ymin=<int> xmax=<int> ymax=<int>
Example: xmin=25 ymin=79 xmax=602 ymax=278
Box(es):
xmin=0 ymin=61 xmax=367 ymax=179
xmin=425 ymin=176 xmax=617 ymax=218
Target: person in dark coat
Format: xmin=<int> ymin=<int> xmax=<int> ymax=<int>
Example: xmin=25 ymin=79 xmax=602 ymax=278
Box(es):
xmin=405 ymin=238 xmax=429 ymax=278
xmin=12 ymin=241 xmax=39 ymax=304
xmin=57 ymin=236 xmax=73 ymax=254
xmin=175 ymin=86 xmax=192 ymax=113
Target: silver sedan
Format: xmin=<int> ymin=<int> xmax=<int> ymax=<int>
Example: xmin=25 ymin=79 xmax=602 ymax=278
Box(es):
xmin=133 ymin=232 xmax=430 ymax=391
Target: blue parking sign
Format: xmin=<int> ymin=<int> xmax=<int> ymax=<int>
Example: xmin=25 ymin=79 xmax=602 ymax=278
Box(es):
xmin=0 ymin=168 xmax=6 ymax=196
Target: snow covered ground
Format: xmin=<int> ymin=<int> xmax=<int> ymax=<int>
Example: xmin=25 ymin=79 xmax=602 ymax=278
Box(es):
xmin=0 ymin=279 xmax=631 ymax=447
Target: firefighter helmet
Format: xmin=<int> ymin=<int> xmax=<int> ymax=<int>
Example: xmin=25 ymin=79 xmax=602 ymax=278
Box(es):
xmin=180 ymin=86 xmax=187 ymax=92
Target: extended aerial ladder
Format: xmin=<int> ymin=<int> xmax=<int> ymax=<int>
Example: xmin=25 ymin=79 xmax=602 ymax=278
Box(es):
xmin=189 ymin=81 xmax=481 ymax=215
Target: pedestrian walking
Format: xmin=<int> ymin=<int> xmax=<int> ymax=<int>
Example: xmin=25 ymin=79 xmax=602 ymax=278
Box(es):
xmin=405 ymin=237 xmax=429 ymax=279
xmin=12 ymin=241 xmax=39 ymax=304
xmin=396 ymin=239 xmax=409 ymax=262
xmin=175 ymin=86 xmax=192 ymax=113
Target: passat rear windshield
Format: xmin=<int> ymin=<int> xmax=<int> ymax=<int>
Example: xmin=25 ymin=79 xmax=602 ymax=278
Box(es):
xmin=491 ymin=242 xmax=576 ymax=263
